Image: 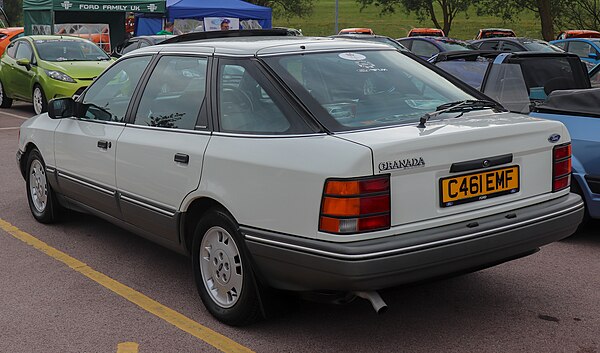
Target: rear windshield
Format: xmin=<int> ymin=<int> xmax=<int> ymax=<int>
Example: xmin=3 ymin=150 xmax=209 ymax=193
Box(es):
xmin=522 ymin=41 xmax=559 ymax=52
xmin=34 ymin=39 xmax=110 ymax=61
xmin=263 ymin=50 xmax=473 ymax=131
xmin=436 ymin=40 xmax=476 ymax=51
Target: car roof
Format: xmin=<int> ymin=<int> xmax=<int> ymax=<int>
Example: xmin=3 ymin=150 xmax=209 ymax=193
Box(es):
xmin=338 ymin=28 xmax=374 ymax=34
xmin=473 ymin=37 xmax=544 ymax=43
xmin=24 ymin=35 xmax=94 ymax=42
xmin=431 ymin=49 xmax=580 ymax=63
xmin=0 ymin=27 xmax=24 ymax=33
xmin=402 ymin=36 xmax=470 ymax=44
xmin=479 ymin=28 xmax=514 ymax=32
xmin=553 ymin=37 xmax=600 ymax=43
xmin=131 ymin=36 xmax=393 ymax=57
xmin=561 ymin=29 xmax=600 ymax=34
xmin=409 ymin=28 xmax=443 ymax=33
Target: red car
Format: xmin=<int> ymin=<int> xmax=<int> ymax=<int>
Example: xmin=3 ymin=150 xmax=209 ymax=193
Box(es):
xmin=338 ymin=28 xmax=374 ymax=35
xmin=0 ymin=27 xmax=24 ymax=56
xmin=407 ymin=28 xmax=444 ymax=37
xmin=474 ymin=28 xmax=516 ymax=40
xmin=556 ymin=30 xmax=600 ymax=40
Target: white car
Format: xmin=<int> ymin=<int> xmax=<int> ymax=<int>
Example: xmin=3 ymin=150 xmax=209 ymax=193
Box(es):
xmin=16 ymin=35 xmax=584 ymax=326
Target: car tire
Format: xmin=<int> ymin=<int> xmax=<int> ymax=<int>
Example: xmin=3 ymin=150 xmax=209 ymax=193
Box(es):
xmin=0 ymin=79 xmax=13 ymax=108
xmin=192 ymin=208 xmax=263 ymax=326
xmin=32 ymin=84 xmax=48 ymax=115
xmin=26 ymin=148 xmax=61 ymax=223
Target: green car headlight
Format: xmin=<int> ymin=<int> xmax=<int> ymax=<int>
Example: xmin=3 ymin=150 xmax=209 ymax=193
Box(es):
xmin=45 ymin=70 xmax=76 ymax=83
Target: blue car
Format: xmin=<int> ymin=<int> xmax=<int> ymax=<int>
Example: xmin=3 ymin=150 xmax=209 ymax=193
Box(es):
xmin=396 ymin=36 xmax=475 ymax=59
xmin=550 ymin=38 xmax=600 ymax=65
xmin=430 ymin=51 xmax=600 ymax=222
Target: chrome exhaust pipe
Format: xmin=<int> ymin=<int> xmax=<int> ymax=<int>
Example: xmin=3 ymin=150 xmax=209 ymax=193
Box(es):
xmin=354 ymin=291 xmax=388 ymax=314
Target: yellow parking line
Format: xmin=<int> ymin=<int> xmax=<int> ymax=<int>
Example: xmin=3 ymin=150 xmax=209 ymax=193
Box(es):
xmin=0 ymin=127 xmax=20 ymax=130
xmin=117 ymin=342 xmax=139 ymax=353
xmin=0 ymin=219 xmax=255 ymax=353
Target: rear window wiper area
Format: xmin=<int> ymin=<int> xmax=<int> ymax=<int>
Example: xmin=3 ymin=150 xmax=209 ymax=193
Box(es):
xmin=417 ymin=99 xmax=505 ymax=128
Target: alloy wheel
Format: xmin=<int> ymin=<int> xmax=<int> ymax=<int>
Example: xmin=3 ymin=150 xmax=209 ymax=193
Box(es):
xmin=199 ymin=226 xmax=244 ymax=308
xmin=29 ymin=159 xmax=48 ymax=213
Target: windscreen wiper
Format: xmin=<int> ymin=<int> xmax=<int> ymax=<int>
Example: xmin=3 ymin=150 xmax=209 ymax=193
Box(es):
xmin=417 ymin=99 xmax=504 ymax=128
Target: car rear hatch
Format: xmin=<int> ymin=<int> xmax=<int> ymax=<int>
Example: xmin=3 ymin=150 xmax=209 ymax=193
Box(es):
xmin=335 ymin=111 xmax=570 ymax=227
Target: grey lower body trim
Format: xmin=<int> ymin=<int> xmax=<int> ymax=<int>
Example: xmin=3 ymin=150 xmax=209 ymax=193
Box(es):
xmin=243 ymin=194 xmax=584 ymax=292
xmin=60 ymin=194 xmax=186 ymax=255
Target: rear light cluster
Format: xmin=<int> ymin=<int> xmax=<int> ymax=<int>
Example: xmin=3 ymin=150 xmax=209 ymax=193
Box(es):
xmin=552 ymin=143 xmax=572 ymax=192
xmin=319 ymin=175 xmax=390 ymax=234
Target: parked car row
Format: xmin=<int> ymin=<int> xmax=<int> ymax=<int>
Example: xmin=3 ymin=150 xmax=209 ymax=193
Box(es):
xmin=14 ymin=30 xmax=591 ymax=327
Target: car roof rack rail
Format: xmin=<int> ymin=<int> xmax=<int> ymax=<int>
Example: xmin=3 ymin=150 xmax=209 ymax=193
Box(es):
xmin=160 ymin=29 xmax=290 ymax=44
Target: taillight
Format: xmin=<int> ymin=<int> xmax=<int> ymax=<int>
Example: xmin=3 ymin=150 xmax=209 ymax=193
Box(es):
xmin=319 ymin=175 xmax=390 ymax=234
xmin=552 ymin=143 xmax=571 ymax=192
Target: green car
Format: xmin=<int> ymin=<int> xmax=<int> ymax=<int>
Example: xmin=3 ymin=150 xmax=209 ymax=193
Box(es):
xmin=0 ymin=35 xmax=113 ymax=115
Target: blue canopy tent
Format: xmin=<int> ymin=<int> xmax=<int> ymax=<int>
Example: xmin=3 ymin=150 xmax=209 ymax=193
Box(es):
xmin=136 ymin=0 xmax=272 ymax=35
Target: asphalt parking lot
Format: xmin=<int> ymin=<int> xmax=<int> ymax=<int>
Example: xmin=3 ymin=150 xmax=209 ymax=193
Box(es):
xmin=1 ymin=104 xmax=598 ymax=353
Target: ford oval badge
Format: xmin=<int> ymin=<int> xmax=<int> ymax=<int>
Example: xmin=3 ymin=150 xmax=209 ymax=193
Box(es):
xmin=548 ymin=134 xmax=561 ymax=143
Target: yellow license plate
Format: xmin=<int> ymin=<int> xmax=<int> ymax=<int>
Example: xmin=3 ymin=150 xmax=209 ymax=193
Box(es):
xmin=440 ymin=166 xmax=520 ymax=207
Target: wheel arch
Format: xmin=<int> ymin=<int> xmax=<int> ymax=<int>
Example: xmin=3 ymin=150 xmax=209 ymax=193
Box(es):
xmin=181 ymin=197 xmax=233 ymax=254
xmin=19 ymin=141 xmax=40 ymax=178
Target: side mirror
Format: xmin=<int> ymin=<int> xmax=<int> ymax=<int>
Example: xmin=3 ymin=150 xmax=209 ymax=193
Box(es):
xmin=589 ymin=52 xmax=598 ymax=60
xmin=16 ymin=58 xmax=31 ymax=70
xmin=48 ymin=98 xmax=75 ymax=119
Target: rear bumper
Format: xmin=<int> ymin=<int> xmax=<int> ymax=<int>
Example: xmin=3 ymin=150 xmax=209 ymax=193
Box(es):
xmin=243 ymin=193 xmax=584 ymax=291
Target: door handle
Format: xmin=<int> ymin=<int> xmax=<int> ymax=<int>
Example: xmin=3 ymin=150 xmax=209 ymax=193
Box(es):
xmin=97 ymin=140 xmax=111 ymax=149
xmin=174 ymin=153 xmax=189 ymax=164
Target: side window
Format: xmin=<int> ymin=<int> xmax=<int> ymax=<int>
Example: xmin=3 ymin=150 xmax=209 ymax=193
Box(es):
xmin=500 ymin=41 xmax=523 ymax=52
xmin=10 ymin=32 xmax=24 ymax=42
xmin=121 ymin=40 xmax=140 ymax=55
xmin=218 ymin=60 xmax=298 ymax=134
xmin=134 ymin=55 xmax=207 ymax=130
xmin=81 ymin=56 xmax=151 ymax=122
xmin=478 ymin=41 xmax=499 ymax=51
xmin=6 ymin=41 xmax=17 ymax=58
xmin=568 ymin=41 xmax=593 ymax=58
xmin=15 ymin=41 xmax=33 ymax=60
xmin=398 ymin=39 xmax=412 ymax=50
xmin=553 ymin=42 xmax=567 ymax=50
xmin=410 ymin=40 xmax=439 ymax=58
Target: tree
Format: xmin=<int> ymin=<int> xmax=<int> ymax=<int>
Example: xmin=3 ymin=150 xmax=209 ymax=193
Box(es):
xmin=555 ymin=0 xmax=600 ymax=31
xmin=475 ymin=0 xmax=567 ymax=40
xmin=3 ymin=0 xmax=23 ymax=26
xmin=355 ymin=0 xmax=473 ymax=36
xmin=247 ymin=0 xmax=314 ymax=19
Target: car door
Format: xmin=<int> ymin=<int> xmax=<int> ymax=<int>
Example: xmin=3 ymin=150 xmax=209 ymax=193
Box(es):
xmin=53 ymin=55 xmax=152 ymax=219
xmin=0 ymin=41 xmax=19 ymax=97
xmin=116 ymin=53 xmax=211 ymax=243
xmin=11 ymin=40 xmax=36 ymax=100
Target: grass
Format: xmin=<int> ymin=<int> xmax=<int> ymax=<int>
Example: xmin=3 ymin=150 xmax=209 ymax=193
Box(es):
xmin=272 ymin=0 xmax=543 ymax=40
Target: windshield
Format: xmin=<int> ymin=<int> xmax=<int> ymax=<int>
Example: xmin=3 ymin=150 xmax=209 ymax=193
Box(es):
xmin=263 ymin=50 xmax=474 ymax=131
xmin=522 ymin=41 xmax=560 ymax=52
xmin=437 ymin=40 xmax=476 ymax=51
xmin=34 ymin=39 xmax=110 ymax=61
